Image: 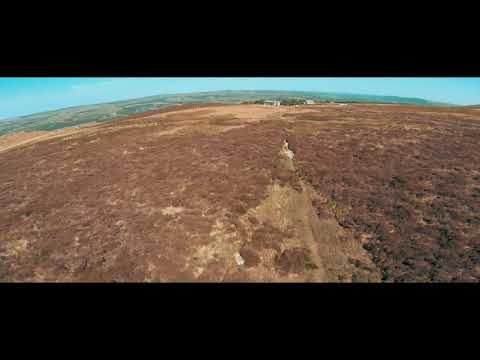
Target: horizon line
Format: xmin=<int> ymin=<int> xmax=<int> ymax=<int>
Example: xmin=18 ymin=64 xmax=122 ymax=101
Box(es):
xmin=0 ymin=89 xmax=462 ymax=121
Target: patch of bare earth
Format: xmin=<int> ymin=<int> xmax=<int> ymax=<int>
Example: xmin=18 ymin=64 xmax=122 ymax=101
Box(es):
xmin=0 ymin=131 xmax=51 ymax=153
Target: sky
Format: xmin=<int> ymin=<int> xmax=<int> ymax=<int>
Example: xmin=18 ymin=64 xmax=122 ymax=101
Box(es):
xmin=0 ymin=77 xmax=479 ymax=120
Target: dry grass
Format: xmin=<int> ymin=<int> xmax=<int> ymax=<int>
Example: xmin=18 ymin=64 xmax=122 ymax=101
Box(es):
xmin=1 ymin=104 xmax=479 ymax=282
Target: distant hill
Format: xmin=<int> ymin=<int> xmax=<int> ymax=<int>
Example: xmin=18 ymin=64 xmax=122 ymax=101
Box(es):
xmin=0 ymin=90 xmax=452 ymax=135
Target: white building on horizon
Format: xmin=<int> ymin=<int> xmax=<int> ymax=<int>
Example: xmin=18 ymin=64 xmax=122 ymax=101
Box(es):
xmin=264 ymin=100 xmax=281 ymax=107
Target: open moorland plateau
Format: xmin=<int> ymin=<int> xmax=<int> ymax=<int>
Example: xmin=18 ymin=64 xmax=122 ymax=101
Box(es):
xmin=1 ymin=102 xmax=479 ymax=282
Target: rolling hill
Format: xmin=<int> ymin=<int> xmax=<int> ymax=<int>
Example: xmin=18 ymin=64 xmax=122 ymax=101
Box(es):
xmin=0 ymin=90 xmax=451 ymax=136
xmin=0 ymin=102 xmax=479 ymax=282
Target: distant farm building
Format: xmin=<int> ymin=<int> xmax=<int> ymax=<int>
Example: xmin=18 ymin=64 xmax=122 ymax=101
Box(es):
xmin=305 ymin=99 xmax=315 ymax=105
xmin=264 ymin=100 xmax=281 ymax=107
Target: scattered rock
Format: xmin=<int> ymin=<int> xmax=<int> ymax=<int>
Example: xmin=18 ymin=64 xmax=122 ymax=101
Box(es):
xmin=234 ymin=252 xmax=245 ymax=266
xmin=281 ymin=139 xmax=295 ymax=160
xmin=161 ymin=206 xmax=184 ymax=216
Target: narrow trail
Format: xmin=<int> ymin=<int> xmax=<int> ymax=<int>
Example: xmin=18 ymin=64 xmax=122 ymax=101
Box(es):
xmin=298 ymin=182 xmax=328 ymax=281
xmin=277 ymin=139 xmax=327 ymax=281
xmin=276 ymin=137 xmax=381 ymax=282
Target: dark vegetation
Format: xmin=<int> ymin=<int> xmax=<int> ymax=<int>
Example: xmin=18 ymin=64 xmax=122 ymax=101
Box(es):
xmin=275 ymin=247 xmax=318 ymax=274
xmin=1 ymin=103 xmax=478 ymax=282
xmin=287 ymin=106 xmax=480 ymax=282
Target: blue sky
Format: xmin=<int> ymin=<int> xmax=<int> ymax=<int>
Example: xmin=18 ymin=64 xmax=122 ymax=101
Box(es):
xmin=0 ymin=77 xmax=479 ymax=120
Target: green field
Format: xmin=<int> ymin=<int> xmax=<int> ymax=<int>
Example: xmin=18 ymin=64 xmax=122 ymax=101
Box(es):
xmin=0 ymin=90 xmax=452 ymax=135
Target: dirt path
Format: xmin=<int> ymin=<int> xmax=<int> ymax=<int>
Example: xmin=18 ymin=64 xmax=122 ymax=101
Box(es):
xmin=268 ymin=137 xmax=381 ymax=282
xmin=298 ymin=181 xmax=328 ymax=281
